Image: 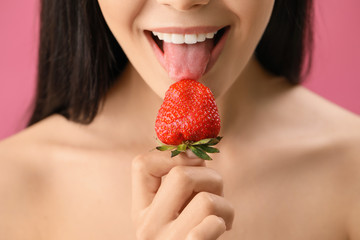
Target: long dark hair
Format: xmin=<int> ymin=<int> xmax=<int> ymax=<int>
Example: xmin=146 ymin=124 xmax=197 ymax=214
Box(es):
xmin=28 ymin=0 xmax=313 ymax=126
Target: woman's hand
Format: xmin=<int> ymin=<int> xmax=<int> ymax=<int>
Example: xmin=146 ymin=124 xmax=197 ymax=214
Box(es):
xmin=131 ymin=151 xmax=234 ymax=240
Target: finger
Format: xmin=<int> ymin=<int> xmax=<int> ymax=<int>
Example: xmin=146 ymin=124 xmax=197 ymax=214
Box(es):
xmin=131 ymin=151 xmax=204 ymax=221
xmin=146 ymin=166 xmax=224 ymax=224
xmin=185 ymin=149 xmax=198 ymax=159
xmin=172 ymin=192 xmax=234 ymax=236
xmin=185 ymin=215 xmax=226 ymax=240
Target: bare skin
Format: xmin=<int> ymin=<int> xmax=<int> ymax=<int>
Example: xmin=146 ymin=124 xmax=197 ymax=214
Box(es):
xmin=1 ymin=56 xmax=360 ymax=239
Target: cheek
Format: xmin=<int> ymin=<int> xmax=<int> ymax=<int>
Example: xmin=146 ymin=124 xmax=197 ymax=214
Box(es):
xmin=225 ymin=0 xmax=275 ymax=36
xmin=98 ymin=0 xmax=167 ymax=96
xmin=225 ymin=0 xmax=275 ymax=64
xmin=208 ymin=0 xmax=274 ymax=96
xmin=97 ymin=0 xmax=144 ymax=36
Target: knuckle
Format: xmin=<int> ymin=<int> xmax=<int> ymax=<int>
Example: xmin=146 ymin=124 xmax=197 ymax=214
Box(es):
xmin=226 ymin=200 xmax=235 ymax=218
xmin=196 ymin=192 xmax=216 ymax=214
xmin=168 ymin=165 xmax=193 ymax=186
xmin=132 ymin=208 xmax=148 ymax=228
xmin=186 ymin=231 xmax=202 ymax=240
xmin=227 ymin=202 xmax=235 ymax=227
xmin=136 ymin=216 xmax=158 ymax=240
xmin=136 ymin=225 xmax=152 ymax=240
xmin=229 ymin=202 xmax=235 ymax=216
xmin=209 ymin=168 xmax=224 ymax=194
xmin=132 ymin=154 xmax=146 ymax=171
xmin=220 ymin=200 xmax=235 ymax=231
xmin=213 ymin=216 xmax=227 ymax=232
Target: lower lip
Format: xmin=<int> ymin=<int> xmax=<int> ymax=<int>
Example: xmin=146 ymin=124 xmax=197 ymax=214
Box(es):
xmin=145 ymin=27 xmax=230 ymax=81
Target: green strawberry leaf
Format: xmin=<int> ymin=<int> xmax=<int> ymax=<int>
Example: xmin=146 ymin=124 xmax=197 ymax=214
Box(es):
xmin=156 ymin=145 xmax=177 ymax=151
xmin=192 ymin=138 xmax=214 ymax=145
xmin=156 ymin=137 xmax=222 ymax=160
xmin=177 ymin=144 xmax=187 ymax=152
xmin=189 ymin=146 xmax=212 ymax=160
xmin=197 ymin=145 xmax=220 ymax=153
xmin=192 ymin=136 xmax=223 ymax=146
xmin=171 ymin=150 xmax=181 ymax=158
xmin=207 ymin=136 xmax=223 ymax=146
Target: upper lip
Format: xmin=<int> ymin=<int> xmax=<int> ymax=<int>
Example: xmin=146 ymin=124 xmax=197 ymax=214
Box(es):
xmin=147 ymin=26 xmax=225 ymax=34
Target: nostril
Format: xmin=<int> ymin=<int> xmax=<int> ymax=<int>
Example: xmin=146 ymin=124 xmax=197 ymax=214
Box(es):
xmin=192 ymin=4 xmax=204 ymax=9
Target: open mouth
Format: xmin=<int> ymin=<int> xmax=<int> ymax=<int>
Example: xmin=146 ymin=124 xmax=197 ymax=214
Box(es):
xmin=150 ymin=26 xmax=228 ymax=53
xmin=145 ymin=26 xmax=230 ymax=81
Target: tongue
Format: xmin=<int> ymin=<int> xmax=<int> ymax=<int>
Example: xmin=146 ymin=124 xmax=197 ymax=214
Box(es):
xmin=163 ymin=39 xmax=214 ymax=81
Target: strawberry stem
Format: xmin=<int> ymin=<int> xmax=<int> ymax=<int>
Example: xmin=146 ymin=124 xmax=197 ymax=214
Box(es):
xmin=156 ymin=136 xmax=222 ymax=160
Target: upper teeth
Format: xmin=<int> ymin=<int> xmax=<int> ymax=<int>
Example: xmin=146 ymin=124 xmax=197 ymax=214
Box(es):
xmin=152 ymin=31 xmax=217 ymax=44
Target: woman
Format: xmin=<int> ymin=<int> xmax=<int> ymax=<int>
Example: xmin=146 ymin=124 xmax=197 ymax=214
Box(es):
xmin=1 ymin=0 xmax=359 ymax=239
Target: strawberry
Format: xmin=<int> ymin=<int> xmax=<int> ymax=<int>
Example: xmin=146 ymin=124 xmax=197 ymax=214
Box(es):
xmin=155 ymin=79 xmax=222 ymax=160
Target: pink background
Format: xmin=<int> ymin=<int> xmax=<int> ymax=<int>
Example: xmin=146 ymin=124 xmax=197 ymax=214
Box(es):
xmin=0 ymin=0 xmax=359 ymax=140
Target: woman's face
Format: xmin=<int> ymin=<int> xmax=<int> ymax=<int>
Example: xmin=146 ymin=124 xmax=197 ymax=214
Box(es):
xmin=98 ymin=0 xmax=275 ymax=98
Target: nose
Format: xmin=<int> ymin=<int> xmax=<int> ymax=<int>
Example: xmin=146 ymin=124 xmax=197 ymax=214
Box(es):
xmin=157 ymin=0 xmax=210 ymax=11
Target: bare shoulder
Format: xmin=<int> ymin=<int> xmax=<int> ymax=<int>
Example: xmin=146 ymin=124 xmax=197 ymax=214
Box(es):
xmin=285 ymin=85 xmax=360 ymax=187
xmin=0 ymin=116 xmax=63 ymax=239
xmin=0 ymin=114 xmax=89 ymax=239
xmin=0 ymin=113 xmax=107 ymax=199
xmin=294 ymin=87 xmax=360 ymax=239
xmin=338 ymin=123 xmax=360 ymax=240
xmin=0 ymin=116 xmax=59 ymax=192
xmin=0 ymin=114 xmax=71 ymax=171
xmin=295 ymin=86 xmax=360 ymax=161
xmin=0 ymin=115 xmax=135 ymax=239
xmin=334 ymin=116 xmax=360 ymax=240
xmin=290 ymin=85 xmax=360 ymax=140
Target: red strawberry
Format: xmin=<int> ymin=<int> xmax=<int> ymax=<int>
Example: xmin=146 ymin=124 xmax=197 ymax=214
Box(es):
xmin=155 ymin=79 xmax=222 ymax=160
